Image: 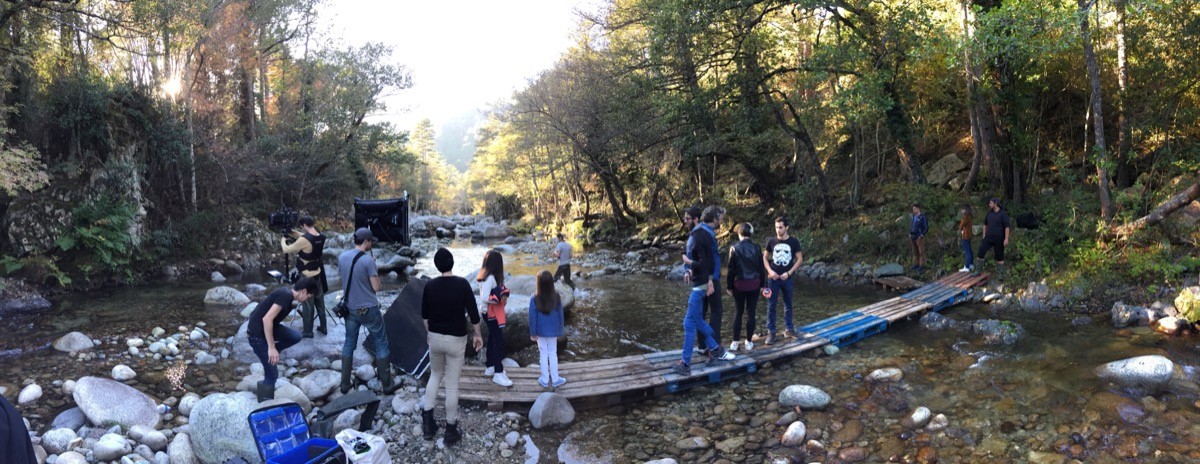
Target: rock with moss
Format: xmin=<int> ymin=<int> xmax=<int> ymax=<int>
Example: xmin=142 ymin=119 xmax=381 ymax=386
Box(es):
xmin=1173 ymin=287 xmax=1200 ymax=323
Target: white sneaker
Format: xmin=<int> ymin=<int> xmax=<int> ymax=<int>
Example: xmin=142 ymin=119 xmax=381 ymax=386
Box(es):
xmin=492 ymin=372 xmax=513 ymax=387
xmin=716 ymin=350 xmax=736 ymax=361
xmin=958 ymin=267 xmax=970 ymax=272
xmin=484 ymin=366 xmax=495 ymax=376
xmin=728 ymin=341 xmax=740 ymax=352
xmin=744 ymin=340 xmax=754 ymax=351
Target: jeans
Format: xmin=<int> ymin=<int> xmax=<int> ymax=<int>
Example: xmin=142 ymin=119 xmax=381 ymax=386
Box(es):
xmin=485 ymin=318 xmax=505 ymax=373
xmin=961 ymin=239 xmax=974 ymax=269
xmin=248 ymin=325 xmax=303 ymax=385
xmin=681 ymin=286 xmax=720 ymax=366
xmin=767 ymin=277 xmax=795 ymax=334
xmin=731 ymin=289 xmax=759 ymax=342
xmin=423 ymin=332 xmax=466 ymax=423
xmin=554 ymin=264 xmax=575 ymax=290
xmin=301 ymin=283 xmax=327 ymax=336
xmin=537 ymin=336 xmax=561 ymax=385
xmin=342 ymin=305 xmax=389 ymax=360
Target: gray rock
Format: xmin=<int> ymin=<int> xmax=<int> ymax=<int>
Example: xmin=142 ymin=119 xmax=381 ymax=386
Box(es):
xmin=666 ymin=264 xmax=687 ymax=281
xmin=354 ymin=364 xmax=376 ymax=382
xmin=873 ymin=263 xmax=904 ymax=278
xmin=222 ymin=260 xmax=244 ymax=275
xmin=189 ymin=392 xmax=261 ymax=464
xmin=297 ymin=369 xmax=340 ymax=401
xmin=203 ymin=286 xmax=250 ymax=306
xmin=675 ymin=436 xmax=710 ymax=450
xmin=130 ymin=425 xmax=169 ymax=452
xmin=50 ymin=407 xmax=86 ymax=431
xmin=781 ymin=421 xmax=807 ymax=446
xmin=331 ymin=409 xmax=362 ymax=437
xmin=1112 ymin=301 xmax=1147 ymax=328
xmin=17 ymin=383 xmax=41 ymax=404
xmin=529 ymin=392 xmax=575 ymax=429
xmin=920 ymin=312 xmax=954 ymax=331
xmin=927 ymin=413 xmax=949 ymax=432
xmin=867 ymin=368 xmax=903 ymax=382
xmin=778 ymin=385 xmax=830 ymax=409
xmin=112 ymin=364 xmax=137 ymax=381
xmin=42 ymin=428 xmax=77 ymax=455
xmin=93 ymin=433 xmax=132 ymax=461
xmin=178 ymin=393 xmax=201 ymax=417
xmin=924 ymin=154 xmax=967 ymax=186
xmin=53 ymin=332 xmax=96 ymax=352
xmin=167 ymin=433 xmax=197 ymax=464
xmin=72 ymin=376 xmax=160 ymax=429
xmin=1154 ymin=316 xmax=1187 ymax=335
xmin=391 ymin=396 xmax=418 ymax=415
xmin=194 ymin=352 xmax=217 ymax=365
xmin=55 ymin=451 xmax=89 ymax=464
xmin=211 ymin=271 xmax=226 ymax=283
xmin=644 ymin=460 xmax=678 ymax=464
xmin=904 ymin=406 xmax=932 ymax=428
xmin=134 ymin=443 xmax=156 ymax=460
xmin=244 ymin=284 xmax=267 ymax=296
xmin=274 ymin=381 xmax=313 ymax=413
xmin=505 ymin=431 xmax=520 ymax=448
xmin=1094 ymin=355 xmax=1182 ymax=392
xmin=969 ymin=319 xmax=1025 ymax=345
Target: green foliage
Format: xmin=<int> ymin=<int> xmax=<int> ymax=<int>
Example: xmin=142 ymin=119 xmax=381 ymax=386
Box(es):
xmin=0 ymin=256 xmax=23 ymax=275
xmin=55 ymin=197 xmax=138 ymax=283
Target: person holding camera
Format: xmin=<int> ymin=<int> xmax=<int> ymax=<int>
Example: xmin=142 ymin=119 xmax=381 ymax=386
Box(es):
xmin=337 ymin=228 xmax=395 ymax=394
xmin=280 ymin=215 xmax=329 ymax=338
xmin=247 ymin=277 xmax=319 ymax=401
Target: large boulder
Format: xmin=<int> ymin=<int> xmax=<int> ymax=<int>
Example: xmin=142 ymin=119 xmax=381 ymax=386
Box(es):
xmin=529 ymin=392 xmax=575 ymax=429
xmin=50 ymin=407 xmax=86 ymax=431
xmin=204 ymin=286 xmax=251 ymax=306
xmin=168 ymin=433 xmax=198 ymax=464
xmin=1094 ymin=355 xmax=1190 ymax=393
xmin=924 ymin=154 xmax=968 ymax=187
xmin=297 ymin=369 xmax=341 ymax=401
xmin=1174 ymin=287 xmax=1200 ymax=323
xmin=779 ymin=385 xmax=830 ymax=410
xmin=72 ymin=376 xmax=160 ymax=429
xmin=53 ymin=332 xmax=96 ymax=352
xmin=189 ymin=392 xmax=262 ymax=464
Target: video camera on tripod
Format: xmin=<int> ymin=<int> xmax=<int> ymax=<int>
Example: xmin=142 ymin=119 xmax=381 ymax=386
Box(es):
xmin=268 ymin=205 xmax=301 ymax=283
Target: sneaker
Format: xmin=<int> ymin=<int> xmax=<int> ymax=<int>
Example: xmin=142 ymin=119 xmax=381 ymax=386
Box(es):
xmin=765 ymin=333 xmax=777 ymax=345
xmin=672 ymin=361 xmax=691 ymax=376
xmin=538 ymin=378 xmax=550 ymax=388
xmin=713 ymin=349 xmax=736 ymax=362
xmin=783 ymin=329 xmax=798 ymax=339
xmin=744 ymin=340 xmax=754 ymax=351
xmin=728 ymin=341 xmax=740 ymax=352
xmin=492 ymin=372 xmax=513 ymax=387
xmin=958 ymin=267 xmax=970 ymax=272
xmin=552 ymin=377 xmax=567 ymax=387
xmin=484 ymin=366 xmax=494 ymax=377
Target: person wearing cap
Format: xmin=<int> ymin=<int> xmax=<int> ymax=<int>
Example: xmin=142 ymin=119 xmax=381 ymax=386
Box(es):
xmin=337 ymin=227 xmax=395 ymax=394
xmin=280 ymin=215 xmax=329 ymax=337
xmin=977 ymin=198 xmax=1012 ymax=280
xmin=246 ymin=276 xmax=319 ymax=401
xmin=420 ymin=248 xmax=483 ymax=446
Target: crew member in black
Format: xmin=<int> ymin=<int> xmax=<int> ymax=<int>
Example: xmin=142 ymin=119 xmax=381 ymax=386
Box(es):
xmin=726 ymin=222 xmax=766 ymax=352
xmin=281 ymin=215 xmax=328 ymax=337
xmin=0 ymin=392 xmax=36 ymax=464
xmin=977 ymin=197 xmax=1013 ymax=280
xmin=421 ymin=248 xmax=484 ymax=446
xmin=247 ymin=277 xmax=318 ymax=401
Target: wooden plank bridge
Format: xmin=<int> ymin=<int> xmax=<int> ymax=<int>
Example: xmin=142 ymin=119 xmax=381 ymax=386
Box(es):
xmin=446 ymin=272 xmax=989 ymax=411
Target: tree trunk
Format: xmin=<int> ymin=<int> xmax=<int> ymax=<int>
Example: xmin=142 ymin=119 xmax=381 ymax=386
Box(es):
xmin=1114 ymin=0 xmax=1134 ymax=188
xmin=882 ymin=82 xmax=926 ymax=184
xmin=1113 ymin=175 xmax=1200 ymax=237
xmin=764 ymin=90 xmax=833 ymax=215
xmin=1079 ymin=0 xmax=1116 ymax=222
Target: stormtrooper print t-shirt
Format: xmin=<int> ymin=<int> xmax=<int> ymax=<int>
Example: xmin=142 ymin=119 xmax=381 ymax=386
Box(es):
xmin=765 ymin=236 xmax=802 ymax=276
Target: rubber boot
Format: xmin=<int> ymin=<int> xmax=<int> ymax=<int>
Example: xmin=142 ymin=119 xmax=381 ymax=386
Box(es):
xmin=256 ymin=381 xmax=275 ymax=402
xmin=300 ymin=301 xmax=315 ymax=338
xmin=444 ymin=421 xmax=461 ymax=446
xmin=339 ymin=356 xmax=354 ymax=394
xmin=997 ymin=263 xmax=1006 ymax=281
xmin=376 ymin=358 xmax=399 ymax=394
xmin=421 ymin=408 xmax=438 ymax=440
xmin=315 ymin=299 xmax=328 ymax=336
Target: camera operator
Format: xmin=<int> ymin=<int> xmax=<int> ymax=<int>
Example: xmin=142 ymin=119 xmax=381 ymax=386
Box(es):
xmin=280 ymin=215 xmax=329 ymax=338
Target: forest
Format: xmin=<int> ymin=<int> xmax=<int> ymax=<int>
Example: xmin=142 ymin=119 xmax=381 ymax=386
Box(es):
xmin=1 ymin=0 xmax=1200 ymax=291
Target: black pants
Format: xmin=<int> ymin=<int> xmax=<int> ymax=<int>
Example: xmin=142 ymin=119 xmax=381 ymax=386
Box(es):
xmin=554 ymin=264 xmax=575 ymax=290
xmin=731 ymin=289 xmax=759 ymax=342
xmin=696 ymin=289 xmax=724 ymax=346
xmin=978 ymin=236 xmax=1006 ymax=262
xmin=485 ymin=318 xmax=505 ymax=373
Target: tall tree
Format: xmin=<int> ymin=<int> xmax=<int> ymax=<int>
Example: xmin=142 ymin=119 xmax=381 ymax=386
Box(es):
xmin=1079 ymin=0 xmax=1115 ymax=222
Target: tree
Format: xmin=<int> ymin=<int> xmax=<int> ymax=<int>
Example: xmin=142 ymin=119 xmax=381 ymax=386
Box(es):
xmin=1078 ymin=0 xmax=1115 ymax=223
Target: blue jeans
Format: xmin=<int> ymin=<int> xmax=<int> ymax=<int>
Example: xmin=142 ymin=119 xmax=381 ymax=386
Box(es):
xmin=961 ymin=239 xmax=974 ymax=269
xmin=248 ymin=325 xmax=303 ymax=385
xmin=767 ymin=277 xmax=795 ymax=334
xmin=681 ymin=286 xmax=719 ymax=366
xmin=342 ymin=305 xmax=390 ymax=360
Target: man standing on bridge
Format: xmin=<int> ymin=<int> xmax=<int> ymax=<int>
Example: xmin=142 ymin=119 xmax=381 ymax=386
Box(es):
xmin=675 ymin=206 xmax=736 ymax=377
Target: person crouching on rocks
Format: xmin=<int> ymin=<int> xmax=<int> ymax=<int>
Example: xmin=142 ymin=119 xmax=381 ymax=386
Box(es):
xmin=529 ymin=270 xmax=567 ymax=388
xmin=477 ymin=250 xmax=513 ymax=387
xmin=247 ymin=276 xmax=318 ymax=401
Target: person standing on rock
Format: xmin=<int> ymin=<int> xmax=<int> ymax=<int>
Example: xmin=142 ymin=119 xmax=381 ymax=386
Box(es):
xmin=529 ymin=270 xmax=567 ymax=388
xmin=958 ymin=204 xmax=974 ymax=272
xmin=726 ymin=222 xmax=765 ymax=352
xmin=763 ymin=216 xmax=803 ymax=345
xmin=247 ymin=276 xmax=318 ymax=401
xmin=909 ymin=203 xmax=929 ymax=273
xmin=977 ymin=198 xmax=1012 ymax=280
xmin=675 ymin=206 xmax=736 ymax=377
xmin=421 ymin=248 xmax=483 ymax=446
xmin=337 ymin=228 xmax=395 ymax=394
xmin=280 ymin=215 xmax=328 ymax=337
xmin=552 ymin=233 xmax=576 ymax=291
xmin=477 ymin=250 xmax=513 ymax=387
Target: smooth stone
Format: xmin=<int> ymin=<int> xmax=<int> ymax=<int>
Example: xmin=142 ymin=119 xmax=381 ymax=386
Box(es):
xmin=112 ymin=364 xmax=137 ymax=381
xmin=505 ymin=431 xmax=520 ymax=448
xmin=298 ymin=369 xmax=341 ymax=401
xmin=50 ymin=407 xmax=86 ymax=431
xmin=188 ymin=392 xmax=262 ymax=464
xmin=838 ymin=446 xmax=868 ymax=462
xmin=1094 ymin=355 xmax=1178 ymax=392
xmin=904 ymin=406 xmax=932 ymax=428
xmin=203 ymin=286 xmax=250 ymax=306
xmin=178 ymin=393 xmax=201 ymax=417
xmin=18 ymin=383 xmax=42 ymax=404
xmin=529 ymin=392 xmax=575 ymax=429
xmin=167 ymin=433 xmax=198 ymax=464
xmin=867 ymin=368 xmax=903 ymax=382
xmin=53 ymin=332 xmax=96 ymax=352
xmin=130 ymin=425 xmax=169 ymax=451
xmin=675 ymin=436 xmax=710 ymax=451
xmin=781 ymin=421 xmax=807 ymax=446
xmin=778 ymin=385 xmax=830 ymax=409
xmin=93 ymin=433 xmax=132 ymax=461
xmin=55 ymin=451 xmax=89 ymax=464
xmin=42 ymin=428 xmax=78 ymax=455
xmin=72 ymin=376 xmax=160 ymax=429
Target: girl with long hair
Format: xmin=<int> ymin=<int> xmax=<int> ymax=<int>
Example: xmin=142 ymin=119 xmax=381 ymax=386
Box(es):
xmin=477 ymin=250 xmax=512 ymax=387
xmin=529 ymin=270 xmax=566 ymax=388
xmin=958 ymin=204 xmax=975 ymax=272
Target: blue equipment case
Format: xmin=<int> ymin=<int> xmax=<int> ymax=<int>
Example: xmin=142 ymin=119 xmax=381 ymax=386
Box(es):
xmin=247 ymin=402 xmax=346 ymax=464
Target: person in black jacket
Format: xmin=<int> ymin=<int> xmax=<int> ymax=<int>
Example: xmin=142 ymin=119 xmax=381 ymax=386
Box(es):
xmin=1 ymin=392 xmax=36 ymax=464
xmin=675 ymin=206 xmax=736 ymax=377
xmin=726 ymin=222 xmax=766 ymax=352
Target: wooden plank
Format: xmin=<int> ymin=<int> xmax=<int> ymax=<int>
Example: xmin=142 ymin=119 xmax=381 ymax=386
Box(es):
xmin=873 ymin=275 xmax=924 ymax=291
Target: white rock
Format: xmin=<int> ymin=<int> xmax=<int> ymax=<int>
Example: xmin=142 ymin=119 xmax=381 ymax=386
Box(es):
xmin=53 ymin=332 xmax=96 ymax=352
xmin=55 ymin=451 xmax=89 ymax=464
xmin=211 ymin=271 xmax=226 ymax=282
xmin=781 ymin=421 xmax=807 ymax=446
xmin=129 ymin=346 xmax=140 ymax=356
xmin=529 ymin=392 xmax=575 ymax=429
xmin=391 ymin=396 xmax=418 ymax=415
xmin=62 ymin=379 xmax=76 ymax=395
xmin=251 ymin=363 xmax=265 ymax=376
xmin=505 ymin=431 xmax=520 ymax=448
xmin=130 ymin=425 xmax=170 ymax=452
xmin=240 ymin=303 xmax=257 ymax=318
xmin=93 ymin=433 xmax=132 ymax=461
xmin=1094 ymin=355 xmax=1178 ymax=392
xmin=203 ymin=286 xmax=250 ymax=306
xmin=355 ymin=364 xmax=376 ymax=381
xmin=298 ymin=370 xmax=341 ymax=401
xmin=867 ymin=368 xmax=904 ymax=382
xmin=42 ymin=427 xmax=78 ymax=454
xmin=501 ymin=358 xmax=520 ymax=369
xmin=906 ymin=406 xmax=932 ymax=428
xmin=17 ymin=384 xmax=42 ymax=404
xmin=127 ymin=338 xmax=145 ymax=348
xmin=927 ymin=413 xmax=949 ymax=431
xmin=778 ymin=385 xmax=830 ymax=409
xmin=152 ymin=327 xmax=166 ymax=338
xmin=112 ymin=364 xmax=137 ymax=381
xmin=189 ymin=392 xmax=262 ymax=463
xmin=178 ymin=393 xmax=201 ymax=417
xmin=190 ymin=329 xmax=208 ymax=340
xmin=194 ymin=352 xmax=217 ymax=365
xmin=72 ymin=376 xmax=161 ymax=429
xmin=167 ymin=433 xmax=198 ymax=464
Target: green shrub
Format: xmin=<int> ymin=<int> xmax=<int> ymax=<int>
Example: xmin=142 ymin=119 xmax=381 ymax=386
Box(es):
xmin=55 ymin=196 xmax=137 ymax=283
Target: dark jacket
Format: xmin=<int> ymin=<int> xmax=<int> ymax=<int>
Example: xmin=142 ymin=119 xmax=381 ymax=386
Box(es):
xmin=910 ymin=213 xmax=928 ymax=238
xmin=1 ymin=393 xmax=36 ymax=464
xmin=689 ymin=226 xmax=718 ymax=287
xmin=727 ymin=238 xmax=766 ymax=291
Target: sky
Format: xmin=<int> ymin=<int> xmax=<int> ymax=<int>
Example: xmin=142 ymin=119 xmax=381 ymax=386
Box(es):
xmin=321 ymin=0 xmax=599 ymax=133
